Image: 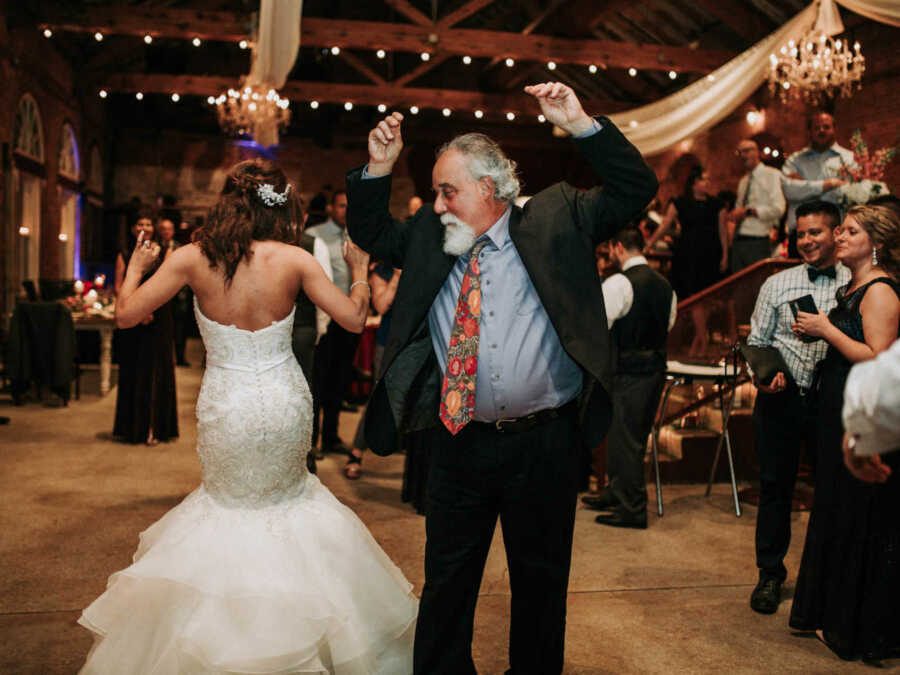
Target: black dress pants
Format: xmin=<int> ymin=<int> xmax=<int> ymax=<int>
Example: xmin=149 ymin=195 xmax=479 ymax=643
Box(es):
xmin=752 ymin=384 xmax=817 ymax=582
xmin=311 ymin=320 xmax=360 ymax=447
xmin=414 ymin=408 xmax=580 ymax=675
xmin=606 ymin=371 xmax=666 ymax=517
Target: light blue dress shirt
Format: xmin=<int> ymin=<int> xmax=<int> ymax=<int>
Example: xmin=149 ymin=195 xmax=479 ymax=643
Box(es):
xmin=428 ymin=208 xmax=582 ymax=421
xmin=781 ymin=143 xmax=856 ymax=231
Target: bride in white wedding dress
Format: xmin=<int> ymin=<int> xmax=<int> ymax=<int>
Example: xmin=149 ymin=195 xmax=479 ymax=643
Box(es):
xmin=78 ymin=160 xmax=417 ymax=674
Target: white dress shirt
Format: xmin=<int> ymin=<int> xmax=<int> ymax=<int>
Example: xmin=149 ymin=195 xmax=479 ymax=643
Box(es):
xmin=735 ymin=163 xmax=786 ymax=237
xmin=843 ymin=336 xmax=900 ymax=456
xmin=601 ymin=256 xmax=678 ymax=330
xmin=311 ymin=236 xmax=333 ymax=340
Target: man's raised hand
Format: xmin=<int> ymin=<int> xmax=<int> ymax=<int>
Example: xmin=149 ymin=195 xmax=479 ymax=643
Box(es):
xmin=367 ymin=112 xmax=404 ymax=177
xmin=524 ymin=82 xmax=594 ymax=137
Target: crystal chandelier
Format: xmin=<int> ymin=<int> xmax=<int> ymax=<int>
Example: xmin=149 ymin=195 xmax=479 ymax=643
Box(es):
xmin=213 ymin=76 xmax=291 ymax=147
xmin=767 ymin=3 xmax=864 ymax=105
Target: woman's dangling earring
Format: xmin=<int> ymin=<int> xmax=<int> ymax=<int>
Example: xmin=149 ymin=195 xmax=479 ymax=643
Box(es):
xmin=872 ymin=247 xmax=879 ymax=266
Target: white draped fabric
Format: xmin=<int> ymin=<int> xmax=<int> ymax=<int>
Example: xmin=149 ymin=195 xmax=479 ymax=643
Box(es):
xmin=610 ymin=0 xmax=894 ymax=156
xmin=247 ymin=0 xmax=303 ymax=146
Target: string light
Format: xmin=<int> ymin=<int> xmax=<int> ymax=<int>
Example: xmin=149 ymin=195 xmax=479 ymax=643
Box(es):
xmin=707 ymin=74 xmax=716 ymax=82
xmin=331 ymin=46 xmax=340 ymax=55
xmin=377 ymin=104 xmax=387 ymax=113
xmin=171 ymin=93 xmax=180 ymax=102
xmin=207 ymin=96 xmax=216 ymax=104
xmin=98 ymin=89 xmax=107 ymax=98
xmin=772 ymin=150 xmax=780 ymax=158
xmin=668 ymin=70 xmax=677 ymax=80
xmin=628 ymin=67 xmax=637 ymax=77
xmin=538 ymin=114 xmax=546 ymax=123
xmin=58 ymin=233 xmax=68 ymax=242
xmin=420 ymin=52 xmax=430 ymax=61
xmin=43 ymin=29 xmax=52 ymax=38
xmin=310 ymin=100 xmax=319 ymax=109
xmin=135 ymin=92 xmax=144 ymax=100
xmin=462 ymin=55 xmax=472 ymax=65
xmin=505 ymin=58 xmax=514 ymax=67
xmin=474 ymin=109 xmax=483 ymax=119
xmin=506 ymin=112 xmax=515 ymax=121
xmin=192 ymin=37 xmax=202 ymax=47
xmin=344 ymin=101 xmax=353 ymax=111
xmin=144 ymin=34 xmax=153 ymax=44
xmin=588 ymin=64 xmax=598 ymax=74
xmin=239 ymin=40 xmax=249 ymax=49
xmin=376 ymin=49 xmax=386 ymax=59
xmin=629 ymin=120 xmax=639 ymax=128
xmin=94 ymin=32 xmax=103 ymax=41
xmin=547 ymin=61 xmax=556 ymax=70
xmin=409 ymin=105 xmax=419 ymax=115
xmin=442 ymin=108 xmax=451 ymax=117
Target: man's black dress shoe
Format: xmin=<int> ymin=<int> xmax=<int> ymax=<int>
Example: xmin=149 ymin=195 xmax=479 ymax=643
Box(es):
xmin=594 ymin=511 xmax=647 ymax=529
xmin=749 ymin=578 xmax=782 ymax=614
xmin=581 ymin=490 xmax=619 ymax=511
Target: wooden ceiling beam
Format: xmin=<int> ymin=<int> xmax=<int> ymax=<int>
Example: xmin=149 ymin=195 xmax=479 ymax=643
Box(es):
xmin=392 ymin=53 xmax=452 ymax=87
xmin=103 ymin=72 xmax=633 ymax=115
xmin=338 ymin=51 xmax=387 ymax=86
xmin=39 ymin=10 xmax=734 ymax=73
xmin=381 ymin=0 xmax=432 ymax=26
xmin=692 ymin=0 xmax=772 ymax=44
xmin=436 ymin=0 xmax=497 ymax=28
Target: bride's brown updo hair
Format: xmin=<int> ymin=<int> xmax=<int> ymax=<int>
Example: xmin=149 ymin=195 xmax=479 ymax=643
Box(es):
xmin=193 ymin=159 xmax=303 ymax=284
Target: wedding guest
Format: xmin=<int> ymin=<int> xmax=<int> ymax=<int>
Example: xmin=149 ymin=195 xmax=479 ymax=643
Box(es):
xmin=730 ymin=140 xmax=785 ymax=272
xmin=841 ymin=335 xmax=900 ymax=483
xmin=744 ymin=200 xmax=848 ymax=615
xmin=790 ymin=203 xmax=900 ymax=662
xmin=646 ymin=166 xmax=727 ymax=357
xmin=782 ymin=112 xmax=853 ymax=257
xmin=307 ymin=190 xmax=361 ymax=454
xmin=345 ymin=264 xmax=402 ymax=479
xmin=157 ymin=217 xmax=191 ymax=367
xmin=113 ymin=208 xmax=178 ymax=445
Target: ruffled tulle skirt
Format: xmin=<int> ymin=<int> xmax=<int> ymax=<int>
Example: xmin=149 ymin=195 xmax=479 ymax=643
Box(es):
xmin=78 ymin=476 xmax=417 ymax=674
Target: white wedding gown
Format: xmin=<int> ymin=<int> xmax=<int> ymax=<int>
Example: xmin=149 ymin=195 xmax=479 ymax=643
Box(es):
xmin=78 ymin=299 xmax=417 ymax=674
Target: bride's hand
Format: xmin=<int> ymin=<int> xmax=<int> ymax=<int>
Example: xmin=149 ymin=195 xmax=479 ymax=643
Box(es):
xmin=131 ymin=231 xmax=161 ymax=275
xmin=343 ymin=238 xmax=370 ymax=276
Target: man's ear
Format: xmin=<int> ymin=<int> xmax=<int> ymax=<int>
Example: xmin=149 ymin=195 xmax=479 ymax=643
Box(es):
xmin=479 ymin=176 xmax=494 ymax=199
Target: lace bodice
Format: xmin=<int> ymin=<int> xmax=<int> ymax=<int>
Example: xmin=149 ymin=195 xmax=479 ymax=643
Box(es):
xmin=193 ymin=298 xmax=312 ymax=508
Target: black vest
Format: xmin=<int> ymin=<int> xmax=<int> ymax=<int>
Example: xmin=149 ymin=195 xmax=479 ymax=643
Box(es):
xmin=612 ymin=263 xmax=672 ymax=374
xmin=293 ymin=233 xmax=318 ymax=330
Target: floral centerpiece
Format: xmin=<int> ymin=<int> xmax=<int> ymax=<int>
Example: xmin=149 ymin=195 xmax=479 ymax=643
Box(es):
xmin=835 ymin=129 xmax=896 ymax=208
xmin=62 ymin=275 xmax=116 ymax=319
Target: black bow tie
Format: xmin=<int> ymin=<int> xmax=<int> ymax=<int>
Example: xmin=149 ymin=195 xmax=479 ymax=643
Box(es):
xmin=808 ymin=265 xmax=836 ymax=282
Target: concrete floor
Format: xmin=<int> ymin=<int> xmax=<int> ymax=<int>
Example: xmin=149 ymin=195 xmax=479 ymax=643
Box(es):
xmin=1 ymin=340 xmax=895 ymax=674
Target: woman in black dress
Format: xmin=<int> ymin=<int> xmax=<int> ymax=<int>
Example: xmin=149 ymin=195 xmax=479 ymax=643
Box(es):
xmin=791 ymin=203 xmax=900 ymax=663
xmin=113 ymin=208 xmax=179 ymax=445
xmin=647 ymin=167 xmax=729 ymax=357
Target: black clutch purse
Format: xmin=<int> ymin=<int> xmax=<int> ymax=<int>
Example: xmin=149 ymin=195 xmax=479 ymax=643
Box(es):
xmin=737 ymin=344 xmax=791 ymax=386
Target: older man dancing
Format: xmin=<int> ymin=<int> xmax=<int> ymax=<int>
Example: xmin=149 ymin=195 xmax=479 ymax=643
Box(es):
xmin=347 ymin=82 xmax=658 ymax=675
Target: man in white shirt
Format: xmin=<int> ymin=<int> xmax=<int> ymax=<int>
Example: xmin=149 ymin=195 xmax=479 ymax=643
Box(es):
xmin=745 ymin=200 xmax=849 ymax=614
xmin=841 ymin=336 xmax=900 ymax=482
xmin=782 ymin=112 xmax=853 ymax=256
xmin=731 ymin=139 xmax=786 ymax=273
xmin=582 ymin=228 xmax=676 ymax=529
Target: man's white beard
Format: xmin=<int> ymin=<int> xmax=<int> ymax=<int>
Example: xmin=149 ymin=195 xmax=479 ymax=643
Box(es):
xmin=441 ymin=213 xmax=477 ymax=256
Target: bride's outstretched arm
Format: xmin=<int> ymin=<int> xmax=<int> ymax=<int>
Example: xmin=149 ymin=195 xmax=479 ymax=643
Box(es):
xmin=116 ymin=232 xmax=193 ymax=328
xmin=298 ymin=239 xmax=370 ymax=333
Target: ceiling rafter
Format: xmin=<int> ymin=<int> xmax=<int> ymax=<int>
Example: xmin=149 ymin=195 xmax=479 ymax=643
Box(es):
xmin=338 ymin=51 xmax=387 ymax=86
xmin=39 ymin=8 xmax=734 ymax=73
xmin=381 ymin=0 xmax=432 ymax=27
xmin=436 ymin=0 xmax=497 ymax=28
xmin=392 ymin=52 xmax=452 ymax=87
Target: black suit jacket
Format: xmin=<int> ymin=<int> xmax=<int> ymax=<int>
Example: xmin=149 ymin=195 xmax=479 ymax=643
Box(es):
xmin=347 ymin=117 xmax=658 ymax=455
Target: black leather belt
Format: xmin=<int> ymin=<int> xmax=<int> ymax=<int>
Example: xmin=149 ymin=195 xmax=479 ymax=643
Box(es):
xmin=469 ymin=399 xmax=578 ymax=434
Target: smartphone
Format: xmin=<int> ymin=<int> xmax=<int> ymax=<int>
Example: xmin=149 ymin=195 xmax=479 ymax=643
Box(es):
xmin=789 ymin=294 xmax=819 ymax=342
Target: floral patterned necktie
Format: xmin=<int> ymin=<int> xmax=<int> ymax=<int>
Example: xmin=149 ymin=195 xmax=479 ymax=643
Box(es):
xmin=440 ymin=239 xmax=489 ymax=435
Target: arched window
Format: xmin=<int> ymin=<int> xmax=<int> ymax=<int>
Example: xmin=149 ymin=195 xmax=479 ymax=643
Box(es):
xmin=88 ymin=145 xmax=103 ymax=195
xmin=58 ymin=123 xmax=80 ymax=181
xmin=13 ymin=94 xmax=45 ymax=163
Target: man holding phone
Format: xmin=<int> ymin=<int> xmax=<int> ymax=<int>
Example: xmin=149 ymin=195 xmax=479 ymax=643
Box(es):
xmin=745 ymin=200 xmax=849 ymax=614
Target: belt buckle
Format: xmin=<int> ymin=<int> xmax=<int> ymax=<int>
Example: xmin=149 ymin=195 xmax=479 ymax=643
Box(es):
xmin=495 ymin=417 xmax=516 ymax=432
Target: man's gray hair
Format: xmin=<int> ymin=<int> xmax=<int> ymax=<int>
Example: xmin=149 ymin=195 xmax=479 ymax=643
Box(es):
xmin=438 ymin=133 xmax=521 ymax=204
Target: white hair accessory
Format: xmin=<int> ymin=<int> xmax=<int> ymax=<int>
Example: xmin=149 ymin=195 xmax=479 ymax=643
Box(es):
xmin=256 ymin=182 xmax=291 ymax=207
